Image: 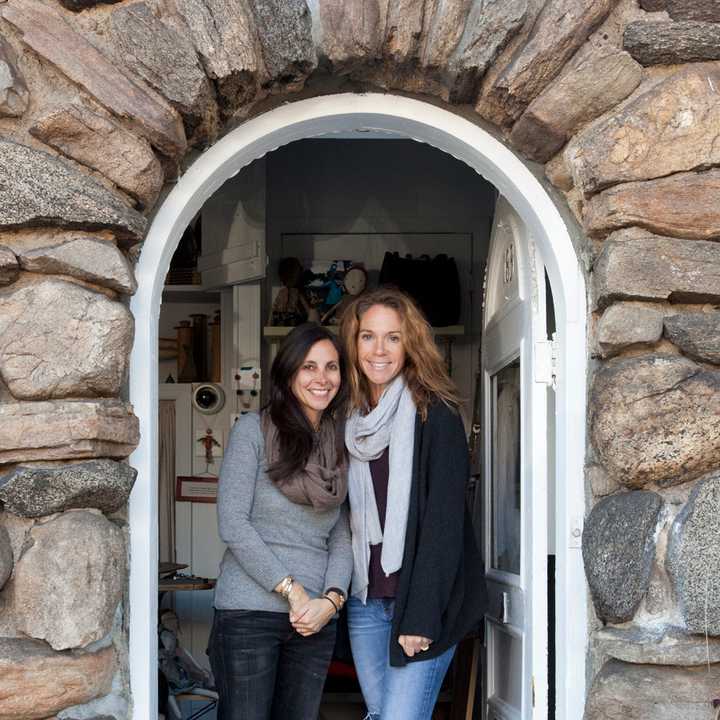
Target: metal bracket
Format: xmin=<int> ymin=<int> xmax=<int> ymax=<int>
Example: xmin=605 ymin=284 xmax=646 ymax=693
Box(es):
xmin=499 ymin=591 xmax=510 ymax=624
xmin=534 ymin=336 xmax=558 ymax=388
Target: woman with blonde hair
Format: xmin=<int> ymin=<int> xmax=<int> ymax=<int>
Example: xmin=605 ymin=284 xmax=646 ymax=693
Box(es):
xmin=340 ymin=287 xmax=486 ymax=720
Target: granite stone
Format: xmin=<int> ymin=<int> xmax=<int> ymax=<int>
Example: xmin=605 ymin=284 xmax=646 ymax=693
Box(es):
xmin=596 ymin=302 xmax=664 ymax=357
xmin=624 ymin=20 xmax=720 ymax=65
xmin=10 ymin=510 xmax=126 ymax=650
xmin=585 ymin=659 xmax=720 ymax=719
xmin=664 ymin=312 xmax=720 ymax=365
xmin=583 ymin=490 xmax=662 ymax=623
xmin=593 ymin=229 xmax=720 ymax=309
xmin=0 ymin=278 xmax=134 ymax=399
xmin=0 ymin=140 xmax=146 ymax=242
xmin=590 ymin=354 xmax=720 ymax=488
xmin=17 ymin=237 xmax=137 ymax=295
xmin=667 ymin=472 xmax=720 ymax=635
xmin=0 ymin=638 xmax=115 ymax=719
xmin=0 ymin=460 xmax=136 ymax=517
xmin=596 ymin=624 xmax=720 ymax=665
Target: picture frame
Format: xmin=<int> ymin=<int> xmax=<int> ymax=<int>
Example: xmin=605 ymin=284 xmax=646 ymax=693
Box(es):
xmin=175 ymin=476 xmax=218 ymax=503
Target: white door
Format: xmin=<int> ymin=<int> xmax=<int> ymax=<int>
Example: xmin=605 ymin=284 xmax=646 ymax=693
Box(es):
xmin=481 ymin=196 xmax=549 ymax=720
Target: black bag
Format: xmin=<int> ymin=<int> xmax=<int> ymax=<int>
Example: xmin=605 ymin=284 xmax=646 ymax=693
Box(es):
xmin=379 ymin=251 xmax=461 ymax=326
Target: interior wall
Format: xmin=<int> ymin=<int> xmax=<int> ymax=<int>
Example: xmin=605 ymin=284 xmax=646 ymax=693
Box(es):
xmin=265 ymin=139 xmax=497 ymax=420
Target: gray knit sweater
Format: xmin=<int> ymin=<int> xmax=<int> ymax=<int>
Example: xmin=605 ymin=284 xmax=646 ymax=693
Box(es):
xmin=214 ymin=412 xmax=353 ymax=613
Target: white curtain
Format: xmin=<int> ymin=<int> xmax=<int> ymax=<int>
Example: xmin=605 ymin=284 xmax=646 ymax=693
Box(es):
xmin=158 ymin=400 xmax=177 ymax=563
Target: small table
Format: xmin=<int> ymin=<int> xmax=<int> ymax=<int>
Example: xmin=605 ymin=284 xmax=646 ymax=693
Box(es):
xmin=158 ymin=578 xmax=216 ymax=593
xmin=158 ymin=576 xmax=215 ymax=605
xmin=159 ymin=562 xmax=189 ymax=577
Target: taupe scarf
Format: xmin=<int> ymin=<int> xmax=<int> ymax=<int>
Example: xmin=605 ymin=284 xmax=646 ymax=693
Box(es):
xmin=261 ymin=412 xmax=347 ymax=511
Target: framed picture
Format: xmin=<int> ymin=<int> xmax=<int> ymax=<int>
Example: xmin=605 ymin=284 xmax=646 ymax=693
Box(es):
xmin=175 ymin=476 xmax=218 ymax=503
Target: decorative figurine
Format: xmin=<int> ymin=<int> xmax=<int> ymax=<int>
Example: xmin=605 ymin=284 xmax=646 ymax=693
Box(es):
xmin=320 ymin=261 xmax=345 ymax=313
xmin=271 ymin=257 xmax=316 ymax=326
xmin=197 ymin=428 xmax=221 ymax=472
xmin=322 ymin=265 xmax=368 ymax=324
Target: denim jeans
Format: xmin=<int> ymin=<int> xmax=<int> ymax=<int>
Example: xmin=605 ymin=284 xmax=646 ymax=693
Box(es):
xmin=347 ymin=597 xmax=456 ymax=720
xmin=208 ymin=609 xmax=336 ymax=720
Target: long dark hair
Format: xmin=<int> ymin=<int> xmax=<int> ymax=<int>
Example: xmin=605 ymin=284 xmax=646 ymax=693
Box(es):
xmin=265 ymin=323 xmax=348 ymax=484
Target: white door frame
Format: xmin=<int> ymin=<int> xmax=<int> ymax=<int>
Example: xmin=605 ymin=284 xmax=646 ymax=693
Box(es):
xmin=128 ymin=93 xmax=587 ymax=719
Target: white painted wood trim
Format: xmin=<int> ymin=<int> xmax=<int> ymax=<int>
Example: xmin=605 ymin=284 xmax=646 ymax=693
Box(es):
xmin=129 ymin=93 xmax=588 ymax=720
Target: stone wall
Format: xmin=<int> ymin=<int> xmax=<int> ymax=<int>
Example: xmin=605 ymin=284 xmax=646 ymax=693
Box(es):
xmin=0 ymin=0 xmax=718 ymax=718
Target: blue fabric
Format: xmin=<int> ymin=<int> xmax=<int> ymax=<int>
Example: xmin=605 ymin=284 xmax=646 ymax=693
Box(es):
xmin=347 ymin=597 xmax=455 ymax=720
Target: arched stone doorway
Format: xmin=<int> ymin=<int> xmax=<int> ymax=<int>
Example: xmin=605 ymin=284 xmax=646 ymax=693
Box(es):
xmin=129 ymin=92 xmax=588 ymax=719
xmin=0 ymin=1 xmax=719 ymax=719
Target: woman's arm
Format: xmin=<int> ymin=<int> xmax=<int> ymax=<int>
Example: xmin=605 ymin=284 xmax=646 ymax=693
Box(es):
xmin=217 ymin=415 xmax=293 ymax=593
xmin=323 ymin=501 xmax=353 ymax=597
xmin=290 ymin=498 xmax=351 ymax=636
xmin=397 ymin=405 xmax=469 ymax=642
xmin=291 ymin=499 xmax=353 ymax=637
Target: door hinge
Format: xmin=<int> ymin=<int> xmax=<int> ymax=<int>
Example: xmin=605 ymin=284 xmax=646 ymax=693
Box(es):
xmin=532 ymin=675 xmax=536 ymax=708
xmin=534 ymin=337 xmax=558 ymax=388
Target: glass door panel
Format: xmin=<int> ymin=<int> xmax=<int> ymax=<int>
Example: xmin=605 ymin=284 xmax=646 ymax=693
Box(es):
xmin=491 ymin=358 xmax=521 ymax=575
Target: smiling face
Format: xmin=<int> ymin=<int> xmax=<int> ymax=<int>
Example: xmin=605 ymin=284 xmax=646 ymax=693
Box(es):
xmin=357 ymin=304 xmax=406 ymax=405
xmin=290 ymin=339 xmax=341 ymax=428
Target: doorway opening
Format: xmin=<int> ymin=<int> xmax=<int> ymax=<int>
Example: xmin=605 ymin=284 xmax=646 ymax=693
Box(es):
xmin=129 ymin=94 xmax=587 ymax=720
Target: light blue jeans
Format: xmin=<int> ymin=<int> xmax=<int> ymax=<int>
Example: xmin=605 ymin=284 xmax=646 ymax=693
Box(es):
xmin=347 ymin=597 xmax=456 ymax=720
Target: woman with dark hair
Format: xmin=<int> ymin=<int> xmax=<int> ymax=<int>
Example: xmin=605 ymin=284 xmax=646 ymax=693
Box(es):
xmin=340 ymin=288 xmax=487 ymax=720
xmin=209 ymin=323 xmax=352 ymax=720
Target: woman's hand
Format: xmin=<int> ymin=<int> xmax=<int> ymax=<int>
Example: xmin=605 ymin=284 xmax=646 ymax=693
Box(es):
xmin=290 ymin=598 xmax=336 ymax=637
xmin=398 ymin=634 xmax=433 ymax=657
xmin=287 ymin=582 xmax=311 ymax=615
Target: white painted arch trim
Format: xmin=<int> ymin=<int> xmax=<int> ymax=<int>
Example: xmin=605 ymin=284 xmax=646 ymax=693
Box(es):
xmin=129 ymin=93 xmax=588 ymax=720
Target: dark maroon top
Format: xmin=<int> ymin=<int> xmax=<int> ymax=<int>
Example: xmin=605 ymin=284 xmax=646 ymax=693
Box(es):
xmin=368 ymin=448 xmax=400 ymax=599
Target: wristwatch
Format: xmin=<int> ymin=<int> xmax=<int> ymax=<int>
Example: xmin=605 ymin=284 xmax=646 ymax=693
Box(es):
xmin=324 ymin=586 xmax=346 ymax=609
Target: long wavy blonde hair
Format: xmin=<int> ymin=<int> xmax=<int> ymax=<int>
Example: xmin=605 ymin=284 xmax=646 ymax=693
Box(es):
xmin=339 ymin=287 xmax=461 ymax=419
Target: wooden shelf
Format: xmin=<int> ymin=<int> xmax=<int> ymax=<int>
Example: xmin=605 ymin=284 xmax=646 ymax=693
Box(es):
xmin=263 ymin=325 xmax=464 ymax=341
xmin=162 ymin=285 xmax=221 ymax=304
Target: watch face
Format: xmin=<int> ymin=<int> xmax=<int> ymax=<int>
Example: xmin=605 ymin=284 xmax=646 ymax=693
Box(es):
xmin=344 ymin=267 xmax=367 ymax=295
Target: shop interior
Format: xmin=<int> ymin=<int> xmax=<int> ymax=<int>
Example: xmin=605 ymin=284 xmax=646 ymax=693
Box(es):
xmin=154 ymin=136 xmax=531 ymax=720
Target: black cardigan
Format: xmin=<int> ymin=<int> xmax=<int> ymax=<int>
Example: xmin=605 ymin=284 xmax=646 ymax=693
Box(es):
xmin=389 ymin=400 xmax=488 ymax=667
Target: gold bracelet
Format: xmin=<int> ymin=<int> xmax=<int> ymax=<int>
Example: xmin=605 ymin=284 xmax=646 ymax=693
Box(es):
xmin=278 ymin=576 xmax=294 ymax=599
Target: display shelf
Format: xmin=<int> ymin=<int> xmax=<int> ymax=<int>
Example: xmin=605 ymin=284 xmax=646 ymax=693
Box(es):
xmin=162 ymin=285 xmax=221 ymax=304
xmin=263 ymin=325 xmax=465 ymax=341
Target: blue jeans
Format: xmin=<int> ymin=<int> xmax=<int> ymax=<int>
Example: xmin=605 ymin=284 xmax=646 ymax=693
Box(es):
xmin=347 ymin=597 xmax=456 ymax=720
xmin=208 ymin=609 xmax=336 ymax=720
